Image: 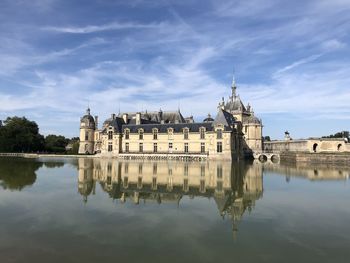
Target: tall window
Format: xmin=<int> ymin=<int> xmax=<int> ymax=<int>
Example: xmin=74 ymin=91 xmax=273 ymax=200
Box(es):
xmin=125 ymin=142 xmax=129 ymax=153
xmin=153 ymin=129 xmax=158 ymax=140
xmin=138 ymin=163 xmax=143 ymax=174
xmin=139 ymin=129 xmax=144 ymax=140
xmin=139 ymin=143 xmax=143 ymax=152
xmin=200 ymin=127 xmax=205 ymax=139
xmin=201 ymin=165 xmax=205 ymax=177
xmin=85 ymin=131 xmax=89 ymax=141
xmin=217 ymin=142 xmax=222 ymax=153
xmin=137 ymin=176 xmax=142 ymax=189
xmin=184 ymin=164 xmax=188 ymax=176
xmin=152 ymin=177 xmax=157 ymax=190
xmin=217 ymin=129 xmax=223 ymax=139
xmin=183 ymin=178 xmax=189 ymax=192
xmin=201 ymin=142 xmax=205 ymax=153
xmin=153 ymin=163 xmax=157 ymax=175
xmin=153 ymin=143 xmax=157 ymax=153
xmin=108 ymin=142 xmax=113 ymax=152
xmin=108 ymin=130 xmax=113 ymax=140
xmin=123 ymin=177 xmax=128 ymax=188
xmin=168 ymin=142 xmax=173 ymax=152
xmin=184 ymin=143 xmax=189 ymax=153
xmin=200 ymin=180 xmax=205 ymax=193
xmin=125 ymin=129 xmax=129 ymax=139
xmin=217 ymin=166 xmax=223 ymax=178
xmin=124 ymin=163 xmax=129 ymax=174
xmin=168 ymin=128 xmax=173 ymax=140
xmin=183 ymin=128 xmax=189 ymax=140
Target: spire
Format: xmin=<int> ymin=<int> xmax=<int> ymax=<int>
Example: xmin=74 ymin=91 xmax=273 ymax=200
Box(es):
xmin=231 ymin=73 xmax=237 ymax=98
xmin=86 ymin=107 xmax=91 ymax=115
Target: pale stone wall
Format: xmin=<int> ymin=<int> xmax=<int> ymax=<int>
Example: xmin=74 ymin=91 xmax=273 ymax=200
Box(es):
xmin=244 ymin=123 xmax=262 ymax=153
xmin=264 ymin=139 xmax=348 ymax=153
xmin=78 ymin=127 xmax=95 ymax=154
xmin=97 ymin=126 xmax=242 ymax=160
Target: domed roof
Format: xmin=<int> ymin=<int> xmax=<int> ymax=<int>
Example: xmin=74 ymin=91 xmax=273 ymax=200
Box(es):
xmin=80 ymin=108 xmax=95 ymax=127
xmin=203 ymin=113 xmax=214 ymax=122
xmin=81 ymin=114 xmax=95 ymax=123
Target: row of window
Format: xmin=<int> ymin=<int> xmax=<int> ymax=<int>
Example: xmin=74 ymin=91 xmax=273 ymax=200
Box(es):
xmin=119 ymin=142 xmax=223 ymax=153
xmin=123 ymin=128 xmax=223 ymax=140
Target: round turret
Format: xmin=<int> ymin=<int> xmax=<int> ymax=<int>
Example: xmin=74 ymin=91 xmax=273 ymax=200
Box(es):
xmin=79 ymin=108 xmax=96 ymax=154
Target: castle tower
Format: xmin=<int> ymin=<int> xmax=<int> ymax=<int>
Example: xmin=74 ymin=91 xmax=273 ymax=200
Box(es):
xmin=78 ymin=107 xmax=96 ymax=154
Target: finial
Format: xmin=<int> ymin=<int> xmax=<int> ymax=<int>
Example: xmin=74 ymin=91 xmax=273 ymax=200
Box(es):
xmin=231 ymin=70 xmax=237 ymax=98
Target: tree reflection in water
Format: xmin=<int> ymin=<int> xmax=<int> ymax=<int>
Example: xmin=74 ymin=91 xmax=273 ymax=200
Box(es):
xmin=0 ymin=157 xmax=43 ymax=191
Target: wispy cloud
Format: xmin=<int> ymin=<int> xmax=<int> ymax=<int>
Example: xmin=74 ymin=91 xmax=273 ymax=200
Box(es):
xmin=274 ymin=54 xmax=323 ymax=76
xmin=42 ymin=21 xmax=167 ymax=34
xmin=0 ymin=0 xmax=350 ymax=138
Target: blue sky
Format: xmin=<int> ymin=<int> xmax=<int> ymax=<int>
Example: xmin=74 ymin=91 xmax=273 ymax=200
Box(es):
xmin=0 ymin=0 xmax=349 ymax=139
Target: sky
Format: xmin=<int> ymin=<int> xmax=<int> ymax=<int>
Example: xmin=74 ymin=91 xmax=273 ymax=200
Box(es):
xmin=0 ymin=0 xmax=349 ymax=139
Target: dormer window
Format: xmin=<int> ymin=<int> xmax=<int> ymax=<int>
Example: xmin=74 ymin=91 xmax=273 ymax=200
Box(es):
xmin=183 ymin=128 xmax=189 ymax=140
xmin=153 ymin=128 xmax=158 ymax=140
xmin=217 ymin=129 xmax=223 ymax=139
xmin=108 ymin=130 xmax=113 ymax=140
xmin=168 ymin=128 xmax=173 ymax=139
xmin=138 ymin=129 xmax=144 ymax=140
xmin=199 ymin=127 xmax=205 ymax=139
xmin=124 ymin=129 xmax=130 ymax=139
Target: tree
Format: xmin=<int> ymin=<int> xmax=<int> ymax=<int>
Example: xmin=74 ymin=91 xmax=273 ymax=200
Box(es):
xmin=0 ymin=117 xmax=44 ymax=153
xmin=44 ymin=134 xmax=69 ymax=153
xmin=322 ymin=131 xmax=349 ymax=140
xmin=67 ymin=137 xmax=80 ymax=154
xmin=263 ymin=136 xmax=271 ymax=142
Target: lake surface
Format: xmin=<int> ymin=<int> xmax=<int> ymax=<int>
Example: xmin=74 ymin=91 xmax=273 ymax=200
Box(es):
xmin=0 ymin=157 xmax=349 ymax=263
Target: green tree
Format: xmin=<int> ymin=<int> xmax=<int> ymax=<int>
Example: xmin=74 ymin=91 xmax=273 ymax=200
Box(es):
xmin=44 ymin=134 xmax=69 ymax=153
xmin=0 ymin=117 xmax=44 ymax=153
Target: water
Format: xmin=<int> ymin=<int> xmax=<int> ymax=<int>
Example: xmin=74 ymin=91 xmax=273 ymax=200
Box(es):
xmin=0 ymin=157 xmax=349 ymax=263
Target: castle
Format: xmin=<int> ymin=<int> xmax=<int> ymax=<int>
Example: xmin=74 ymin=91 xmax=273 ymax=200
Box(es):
xmin=79 ymin=77 xmax=263 ymax=160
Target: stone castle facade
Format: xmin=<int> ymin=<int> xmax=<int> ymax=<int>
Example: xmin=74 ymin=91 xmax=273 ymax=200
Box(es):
xmin=79 ymin=78 xmax=263 ymax=160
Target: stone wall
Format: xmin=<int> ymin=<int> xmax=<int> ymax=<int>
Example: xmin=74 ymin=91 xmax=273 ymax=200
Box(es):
xmin=279 ymin=152 xmax=350 ymax=165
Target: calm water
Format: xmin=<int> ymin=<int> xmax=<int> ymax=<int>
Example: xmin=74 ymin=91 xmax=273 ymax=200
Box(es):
xmin=0 ymin=157 xmax=349 ymax=263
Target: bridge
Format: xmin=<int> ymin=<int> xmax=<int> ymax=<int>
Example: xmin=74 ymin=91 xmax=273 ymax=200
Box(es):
xmin=253 ymin=152 xmax=280 ymax=163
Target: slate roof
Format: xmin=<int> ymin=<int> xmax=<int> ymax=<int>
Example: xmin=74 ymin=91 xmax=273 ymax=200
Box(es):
xmin=122 ymin=122 xmax=216 ymax=133
xmin=102 ymin=117 xmax=125 ymax=133
xmin=101 ymin=109 xmax=237 ymax=134
xmin=119 ymin=110 xmax=186 ymax=124
xmin=213 ymin=109 xmax=236 ymax=127
xmin=224 ymin=96 xmax=246 ymax=112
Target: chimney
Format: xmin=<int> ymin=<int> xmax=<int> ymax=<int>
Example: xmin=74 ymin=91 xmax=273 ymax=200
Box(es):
xmin=94 ymin=116 xmax=98 ymax=129
xmin=136 ymin=112 xmax=141 ymax=125
xmin=111 ymin=113 xmax=116 ymax=120
xmin=122 ymin=113 xmax=128 ymax=124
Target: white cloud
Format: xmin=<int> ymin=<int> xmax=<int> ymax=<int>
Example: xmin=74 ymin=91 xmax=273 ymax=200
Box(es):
xmin=321 ymin=39 xmax=347 ymax=51
xmin=42 ymin=21 xmax=167 ymax=34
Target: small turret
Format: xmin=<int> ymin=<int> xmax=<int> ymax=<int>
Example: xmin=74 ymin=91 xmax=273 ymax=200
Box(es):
xmin=78 ymin=107 xmax=96 ymax=154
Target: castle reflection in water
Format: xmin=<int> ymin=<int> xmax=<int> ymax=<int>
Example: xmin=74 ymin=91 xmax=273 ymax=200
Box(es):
xmin=77 ymin=159 xmax=263 ymax=235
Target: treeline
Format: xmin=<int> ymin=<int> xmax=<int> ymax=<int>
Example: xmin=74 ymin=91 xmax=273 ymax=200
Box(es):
xmin=0 ymin=116 xmax=79 ymax=154
xmin=322 ymin=131 xmax=349 ymax=140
